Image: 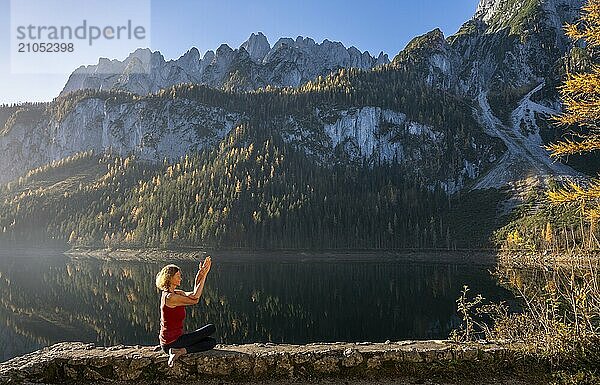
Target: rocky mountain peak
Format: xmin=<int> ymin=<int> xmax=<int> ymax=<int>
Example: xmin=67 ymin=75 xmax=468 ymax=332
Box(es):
xmin=393 ymin=28 xmax=449 ymax=64
xmin=296 ymin=36 xmax=317 ymax=47
xmin=375 ymin=51 xmax=389 ymax=65
xmin=473 ymin=0 xmax=583 ymax=34
xmin=240 ymin=32 xmax=271 ymax=63
xmin=474 ymin=0 xmax=513 ymax=23
xmin=271 ymin=37 xmax=296 ymax=51
xmin=411 ymin=28 xmax=446 ymax=49
xmin=203 ymin=50 xmax=216 ymax=63
xmin=178 ymin=47 xmax=201 ymax=71
xmin=181 ymin=46 xmax=200 ymax=61
xmin=126 ymin=48 xmax=165 ymax=69
xmin=127 ymin=47 xmax=153 ymax=60
xmin=215 ymin=43 xmax=234 ymax=57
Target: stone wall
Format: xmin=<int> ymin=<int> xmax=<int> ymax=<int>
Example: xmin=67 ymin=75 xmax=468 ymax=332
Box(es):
xmin=0 ymin=340 xmax=548 ymax=384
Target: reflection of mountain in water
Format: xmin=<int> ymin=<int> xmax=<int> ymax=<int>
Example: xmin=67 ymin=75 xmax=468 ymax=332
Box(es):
xmin=0 ymin=251 xmax=513 ymax=362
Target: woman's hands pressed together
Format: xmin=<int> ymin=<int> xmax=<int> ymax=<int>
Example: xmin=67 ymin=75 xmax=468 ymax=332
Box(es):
xmin=199 ymin=256 xmax=212 ymax=279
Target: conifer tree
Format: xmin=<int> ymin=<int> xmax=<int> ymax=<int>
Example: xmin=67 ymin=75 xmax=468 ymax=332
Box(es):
xmin=546 ymin=0 xmax=600 ymax=221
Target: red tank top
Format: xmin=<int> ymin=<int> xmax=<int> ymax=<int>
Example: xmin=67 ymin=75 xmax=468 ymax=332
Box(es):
xmin=159 ymin=291 xmax=186 ymax=345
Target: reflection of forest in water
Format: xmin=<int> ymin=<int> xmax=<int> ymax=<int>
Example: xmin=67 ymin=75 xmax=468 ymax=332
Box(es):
xmin=0 ymin=250 xmax=514 ymax=362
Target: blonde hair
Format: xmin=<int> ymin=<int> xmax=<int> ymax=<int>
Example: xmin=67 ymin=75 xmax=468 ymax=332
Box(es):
xmin=155 ymin=264 xmax=180 ymax=291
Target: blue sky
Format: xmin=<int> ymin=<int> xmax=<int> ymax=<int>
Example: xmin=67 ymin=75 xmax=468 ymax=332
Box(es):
xmin=0 ymin=0 xmax=479 ymax=104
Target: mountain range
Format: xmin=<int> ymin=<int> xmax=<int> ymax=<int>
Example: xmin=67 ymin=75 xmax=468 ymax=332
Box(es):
xmin=0 ymin=0 xmax=593 ymax=249
xmin=60 ymin=32 xmax=389 ymax=95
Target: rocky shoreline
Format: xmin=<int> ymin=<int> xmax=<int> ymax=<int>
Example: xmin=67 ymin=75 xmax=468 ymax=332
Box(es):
xmin=65 ymin=247 xmax=499 ymax=265
xmin=0 ymin=340 xmax=547 ymax=385
xmin=497 ymin=250 xmax=600 ymax=269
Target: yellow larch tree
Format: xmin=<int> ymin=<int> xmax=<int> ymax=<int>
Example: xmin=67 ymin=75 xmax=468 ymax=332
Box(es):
xmin=546 ymin=0 xmax=600 ymax=226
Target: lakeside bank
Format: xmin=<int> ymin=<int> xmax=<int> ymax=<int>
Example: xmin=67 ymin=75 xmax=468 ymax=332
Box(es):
xmin=0 ymin=340 xmax=546 ymax=385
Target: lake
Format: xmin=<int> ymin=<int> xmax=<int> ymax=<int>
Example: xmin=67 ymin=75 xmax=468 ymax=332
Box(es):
xmin=0 ymin=248 xmax=515 ymax=362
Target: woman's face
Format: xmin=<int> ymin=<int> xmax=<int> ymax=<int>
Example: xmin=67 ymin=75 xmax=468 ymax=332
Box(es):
xmin=172 ymin=271 xmax=182 ymax=288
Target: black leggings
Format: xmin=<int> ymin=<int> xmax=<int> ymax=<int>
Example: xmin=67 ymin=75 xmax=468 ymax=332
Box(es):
xmin=161 ymin=323 xmax=217 ymax=354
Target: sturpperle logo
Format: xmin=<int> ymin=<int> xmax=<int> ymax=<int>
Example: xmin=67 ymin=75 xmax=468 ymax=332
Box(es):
xmin=10 ymin=0 xmax=151 ymax=74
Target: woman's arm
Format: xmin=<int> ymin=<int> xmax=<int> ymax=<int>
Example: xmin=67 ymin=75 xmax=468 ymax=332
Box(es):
xmin=188 ymin=274 xmax=207 ymax=300
xmin=165 ymin=291 xmax=199 ymax=306
xmin=170 ymin=257 xmax=211 ymax=302
xmin=175 ymin=270 xmax=203 ymax=297
xmin=174 ymin=275 xmax=206 ymax=299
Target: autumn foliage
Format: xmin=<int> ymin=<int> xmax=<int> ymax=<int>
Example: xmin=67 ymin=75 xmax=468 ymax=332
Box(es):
xmin=546 ymin=0 xmax=600 ymax=221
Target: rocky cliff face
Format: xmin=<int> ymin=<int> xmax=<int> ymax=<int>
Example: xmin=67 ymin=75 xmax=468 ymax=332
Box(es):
xmin=0 ymin=98 xmax=502 ymax=195
xmin=280 ymin=106 xmax=501 ymax=194
xmin=0 ymin=98 xmax=242 ymax=183
xmin=60 ymin=32 xmax=389 ymax=96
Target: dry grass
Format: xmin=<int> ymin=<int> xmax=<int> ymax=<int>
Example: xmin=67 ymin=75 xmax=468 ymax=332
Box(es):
xmin=451 ymin=256 xmax=600 ymax=384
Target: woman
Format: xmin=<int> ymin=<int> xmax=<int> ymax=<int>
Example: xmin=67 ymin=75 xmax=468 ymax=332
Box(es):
xmin=155 ymin=256 xmax=216 ymax=366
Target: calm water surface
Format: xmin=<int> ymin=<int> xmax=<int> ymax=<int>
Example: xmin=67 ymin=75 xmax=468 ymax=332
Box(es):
xmin=0 ymin=249 xmax=515 ymax=362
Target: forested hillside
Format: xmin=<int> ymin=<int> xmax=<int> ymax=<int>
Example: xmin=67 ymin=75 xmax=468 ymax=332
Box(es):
xmin=1 ymin=123 xmax=494 ymax=249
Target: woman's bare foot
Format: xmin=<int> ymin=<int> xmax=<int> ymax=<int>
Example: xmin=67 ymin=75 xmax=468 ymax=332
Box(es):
xmin=168 ymin=347 xmax=186 ymax=367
